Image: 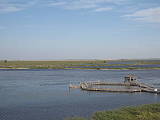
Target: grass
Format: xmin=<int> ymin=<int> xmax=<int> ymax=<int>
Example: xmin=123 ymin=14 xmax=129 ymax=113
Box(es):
xmin=0 ymin=60 xmax=105 ymax=66
xmin=0 ymin=60 xmax=105 ymax=69
xmin=0 ymin=60 xmax=160 ymax=70
xmin=66 ymin=103 xmax=160 ymax=120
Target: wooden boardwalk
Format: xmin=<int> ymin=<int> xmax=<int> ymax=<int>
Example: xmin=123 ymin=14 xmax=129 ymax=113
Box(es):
xmin=80 ymin=82 xmax=141 ymax=93
xmin=69 ymin=75 xmax=160 ymax=94
xmin=69 ymin=81 xmax=160 ymax=94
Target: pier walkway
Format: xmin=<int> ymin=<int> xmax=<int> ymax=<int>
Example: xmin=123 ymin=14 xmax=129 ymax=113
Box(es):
xmin=69 ymin=75 xmax=160 ymax=94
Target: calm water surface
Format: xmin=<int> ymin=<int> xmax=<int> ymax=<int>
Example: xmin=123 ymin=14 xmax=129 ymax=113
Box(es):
xmin=0 ymin=69 xmax=160 ymax=120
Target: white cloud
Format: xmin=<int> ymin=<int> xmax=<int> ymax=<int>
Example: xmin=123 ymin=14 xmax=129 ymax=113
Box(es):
xmin=94 ymin=7 xmax=112 ymax=12
xmin=63 ymin=1 xmax=97 ymax=10
xmin=48 ymin=2 xmax=66 ymax=6
xmin=0 ymin=0 xmax=37 ymax=13
xmin=0 ymin=0 xmax=128 ymax=13
xmin=125 ymin=7 xmax=160 ymax=23
xmin=0 ymin=5 xmax=23 ymax=13
xmin=47 ymin=0 xmax=127 ymax=10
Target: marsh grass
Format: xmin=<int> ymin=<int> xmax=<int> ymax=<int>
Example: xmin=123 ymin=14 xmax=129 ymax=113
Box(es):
xmin=67 ymin=103 xmax=160 ymax=120
xmin=0 ymin=60 xmax=160 ymax=69
xmin=0 ymin=60 xmax=105 ymax=69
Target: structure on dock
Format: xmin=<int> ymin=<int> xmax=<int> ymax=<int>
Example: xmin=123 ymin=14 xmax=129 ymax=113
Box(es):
xmin=124 ymin=74 xmax=137 ymax=83
xmin=69 ymin=74 xmax=160 ymax=94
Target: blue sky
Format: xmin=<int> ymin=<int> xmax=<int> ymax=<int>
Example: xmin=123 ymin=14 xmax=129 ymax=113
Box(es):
xmin=0 ymin=0 xmax=160 ymax=60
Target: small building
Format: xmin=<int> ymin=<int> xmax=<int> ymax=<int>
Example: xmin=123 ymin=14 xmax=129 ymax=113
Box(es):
xmin=124 ymin=74 xmax=137 ymax=83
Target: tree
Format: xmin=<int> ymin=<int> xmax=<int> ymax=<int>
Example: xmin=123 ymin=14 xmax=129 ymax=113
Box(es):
xmin=4 ymin=60 xmax=7 ymax=63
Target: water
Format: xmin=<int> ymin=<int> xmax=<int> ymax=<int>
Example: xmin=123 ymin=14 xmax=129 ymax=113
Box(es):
xmin=0 ymin=69 xmax=160 ymax=120
xmin=106 ymin=61 xmax=138 ymax=65
xmin=67 ymin=64 xmax=160 ymax=69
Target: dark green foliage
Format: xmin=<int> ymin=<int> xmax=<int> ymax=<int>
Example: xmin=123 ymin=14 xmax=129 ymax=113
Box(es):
xmin=4 ymin=60 xmax=7 ymax=63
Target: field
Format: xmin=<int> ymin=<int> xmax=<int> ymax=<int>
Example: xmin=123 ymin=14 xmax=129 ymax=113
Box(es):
xmin=0 ymin=60 xmax=105 ymax=69
xmin=0 ymin=59 xmax=160 ymax=70
xmin=66 ymin=103 xmax=160 ymax=120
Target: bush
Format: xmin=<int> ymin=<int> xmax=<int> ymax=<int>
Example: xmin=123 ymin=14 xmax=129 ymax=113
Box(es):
xmin=92 ymin=104 xmax=160 ymax=120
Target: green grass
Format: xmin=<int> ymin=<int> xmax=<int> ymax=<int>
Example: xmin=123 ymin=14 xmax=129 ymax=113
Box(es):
xmin=0 ymin=60 xmax=105 ymax=69
xmin=66 ymin=103 xmax=160 ymax=120
xmin=0 ymin=60 xmax=160 ymax=70
xmin=0 ymin=60 xmax=104 ymax=66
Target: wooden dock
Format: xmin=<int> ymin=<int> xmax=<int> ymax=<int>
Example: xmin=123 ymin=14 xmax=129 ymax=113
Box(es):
xmin=69 ymin=75 xmax=160 ymax=94
xmin=78 ymin=81 xmax=160 ymax=93
xmin=69 ymin=84 xmax=80 ymax=89
xmin=80 ymin=82 xmax=141 ymax=93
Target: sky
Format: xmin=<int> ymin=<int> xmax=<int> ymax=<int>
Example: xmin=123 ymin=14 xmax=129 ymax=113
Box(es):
xmin=0 ymin=0 xmax=160 ymax=60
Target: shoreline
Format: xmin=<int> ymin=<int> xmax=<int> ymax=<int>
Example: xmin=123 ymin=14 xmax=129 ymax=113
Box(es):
xmin=0 ymin=67 xmax=160 ymax=70
xmin=1 ymin=60 xmax=160 ymax=70
xmin=66 ymin=103 xmax=160 ymax=120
